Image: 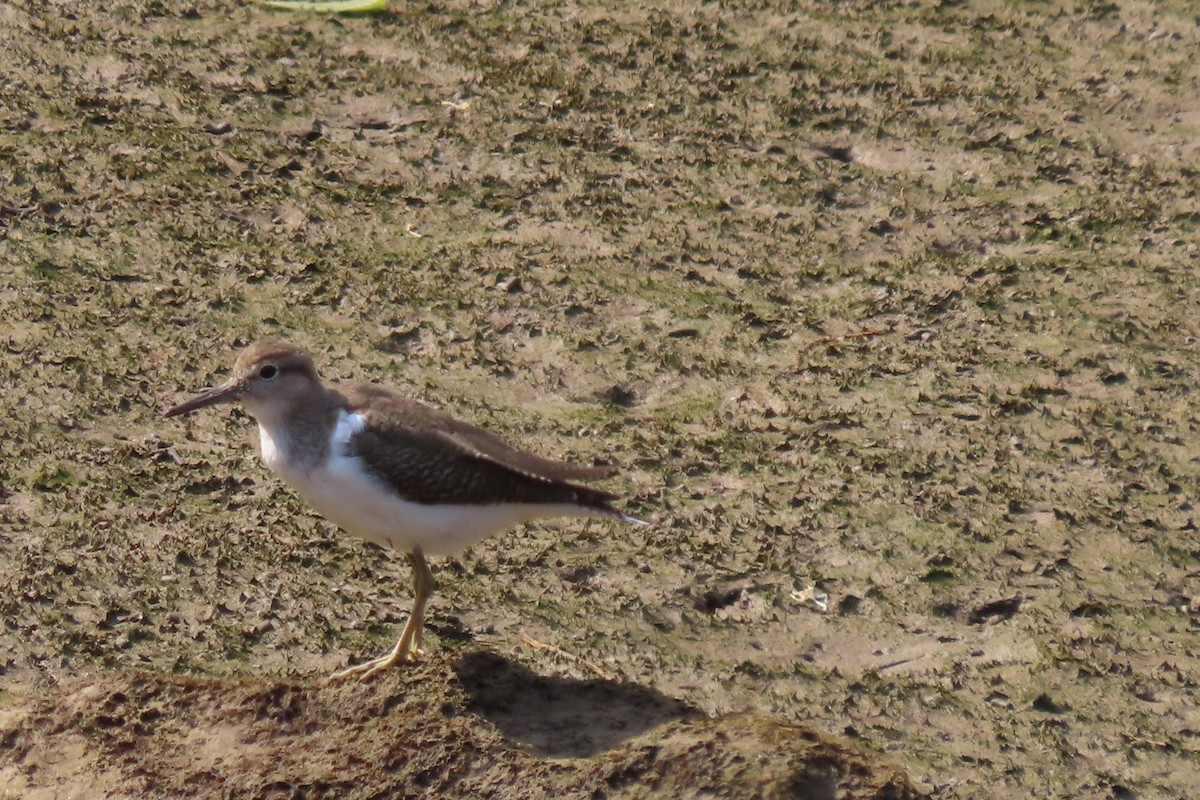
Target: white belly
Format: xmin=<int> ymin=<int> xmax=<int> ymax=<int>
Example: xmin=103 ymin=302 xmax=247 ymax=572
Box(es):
xmin=257 ymin=412 xmax=594 ymax=556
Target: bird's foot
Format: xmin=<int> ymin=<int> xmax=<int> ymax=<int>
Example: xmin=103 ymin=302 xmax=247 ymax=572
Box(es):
xmin=327 ymin=644 xmax=424 ymax=682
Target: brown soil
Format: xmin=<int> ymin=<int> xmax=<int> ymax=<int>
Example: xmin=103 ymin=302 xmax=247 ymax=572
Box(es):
xmin=0 ymin=653 xmax=916 ymax=799
xmin=2 ymin=0 xmax=1198 ymax=798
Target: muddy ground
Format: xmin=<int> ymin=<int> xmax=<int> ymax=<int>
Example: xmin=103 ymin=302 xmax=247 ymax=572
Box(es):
xmin=1 ymin=0 xmax=1198 ymax=797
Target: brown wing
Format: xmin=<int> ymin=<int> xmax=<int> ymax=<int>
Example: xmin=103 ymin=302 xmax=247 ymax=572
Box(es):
xmin=339 ymin=383 xmax=621 ymax=509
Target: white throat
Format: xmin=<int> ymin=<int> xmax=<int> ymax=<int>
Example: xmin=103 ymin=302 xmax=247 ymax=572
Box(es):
xmin=250 ymin=398 xmax=336 ymax=477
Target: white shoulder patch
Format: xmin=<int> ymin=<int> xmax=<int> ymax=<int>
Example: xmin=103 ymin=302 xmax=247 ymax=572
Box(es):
xmin=332 ymin=409 xmax=368 ymax=447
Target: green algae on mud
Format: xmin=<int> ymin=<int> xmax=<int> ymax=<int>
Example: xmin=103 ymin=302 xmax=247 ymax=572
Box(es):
xmin=1 ymin=0 xmax=1200 ymax=798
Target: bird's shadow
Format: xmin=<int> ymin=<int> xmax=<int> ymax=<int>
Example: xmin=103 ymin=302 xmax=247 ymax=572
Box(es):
xmin=452 ymin=651 xmax=701 ymax=759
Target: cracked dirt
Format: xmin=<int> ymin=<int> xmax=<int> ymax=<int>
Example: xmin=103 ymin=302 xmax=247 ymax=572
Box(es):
xmin=1 ymin=1 xmax=1199 ymax=798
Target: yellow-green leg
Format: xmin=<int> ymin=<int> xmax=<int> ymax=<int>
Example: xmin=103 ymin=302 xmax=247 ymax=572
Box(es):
xmin=328 ymin=549 xmax=436 ymax=681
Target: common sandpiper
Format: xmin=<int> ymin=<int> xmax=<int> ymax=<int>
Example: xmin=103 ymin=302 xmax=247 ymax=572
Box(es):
xmin=165 ymin=340 xmax=644 ymax=680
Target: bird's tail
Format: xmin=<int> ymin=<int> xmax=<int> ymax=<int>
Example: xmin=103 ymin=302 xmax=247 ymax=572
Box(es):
xmin=593 ymin=506 xmax=649 ymax=526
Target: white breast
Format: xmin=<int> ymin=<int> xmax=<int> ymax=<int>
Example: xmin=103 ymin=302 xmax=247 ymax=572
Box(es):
xmin=258 ymin=410 xmax=595 ymax=556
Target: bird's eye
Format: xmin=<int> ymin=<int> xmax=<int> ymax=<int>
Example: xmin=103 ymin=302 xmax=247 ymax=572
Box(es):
xmin=259 ymin=364 xmax=279 ymax=380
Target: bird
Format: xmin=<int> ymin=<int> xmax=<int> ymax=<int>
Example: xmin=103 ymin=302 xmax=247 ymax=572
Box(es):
xmin=164 ymin=340 xmax=644 ymax=680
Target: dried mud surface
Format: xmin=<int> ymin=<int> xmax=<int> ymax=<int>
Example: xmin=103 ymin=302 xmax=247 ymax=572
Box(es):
xmin=1 ymin=1 xmax=1198 ymax=798
xmin=0 ymin=654 xmax=916 ymax=799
